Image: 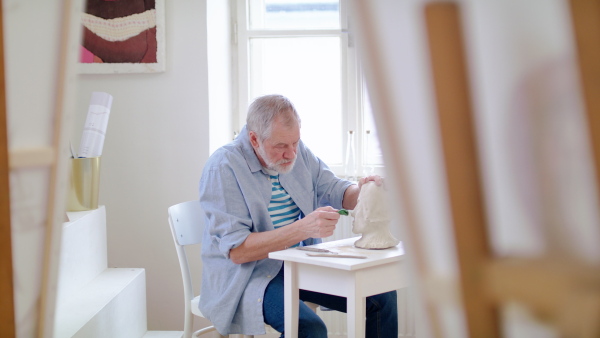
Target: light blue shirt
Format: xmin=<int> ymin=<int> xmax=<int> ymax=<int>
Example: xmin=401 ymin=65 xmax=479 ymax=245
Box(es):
xmin=198 ymin=126 xmax=352 ymax=335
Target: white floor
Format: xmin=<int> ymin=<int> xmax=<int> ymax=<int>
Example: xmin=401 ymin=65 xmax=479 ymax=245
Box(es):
xmin=142 ymin=332 xmax=183 ymax=338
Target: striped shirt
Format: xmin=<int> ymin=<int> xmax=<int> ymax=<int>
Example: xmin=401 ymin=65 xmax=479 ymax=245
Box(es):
xmin=268 ymin=174 xmax=301 ymax=247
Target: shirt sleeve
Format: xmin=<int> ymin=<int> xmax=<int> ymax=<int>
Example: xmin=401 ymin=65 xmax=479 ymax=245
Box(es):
xmin=199 ymin=162 xmax=253 ymax=259
xmin=304 ymin=144 xmax=353 ymax=209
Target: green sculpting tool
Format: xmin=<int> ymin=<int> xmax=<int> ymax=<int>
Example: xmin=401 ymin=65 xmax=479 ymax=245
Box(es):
xmin=338 ymin=209 xmax=349 ymax=216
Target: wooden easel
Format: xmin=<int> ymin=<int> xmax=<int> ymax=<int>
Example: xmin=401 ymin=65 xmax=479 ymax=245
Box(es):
xmin=352 ymin=0 xmax=600 ymax=337
xmin=424 ymin=4 xmax=501 ymax=337
xmin=0 ymin=1 xmax=83 ymax=337
xmin=423 ymin=2 xmax=600 ymax=337
xmin=0 ymin=0 xmax=16 ymax=336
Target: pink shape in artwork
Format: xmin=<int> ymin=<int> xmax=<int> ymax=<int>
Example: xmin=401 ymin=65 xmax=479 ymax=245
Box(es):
xmin=80 ymin=46 xmax=95 ymax=63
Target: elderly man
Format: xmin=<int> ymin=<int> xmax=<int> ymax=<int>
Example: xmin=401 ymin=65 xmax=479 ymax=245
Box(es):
xmin=198 ymin=94 xmax=398 ymax=337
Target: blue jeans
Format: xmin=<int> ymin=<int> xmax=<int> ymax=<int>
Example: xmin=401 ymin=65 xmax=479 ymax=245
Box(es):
xmin=263 ymin=266 xmax=398 ymax=338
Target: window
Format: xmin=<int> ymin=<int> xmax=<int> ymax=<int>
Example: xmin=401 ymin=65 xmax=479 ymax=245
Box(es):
xmin=234 ymin=0 xmax=383 ymax=179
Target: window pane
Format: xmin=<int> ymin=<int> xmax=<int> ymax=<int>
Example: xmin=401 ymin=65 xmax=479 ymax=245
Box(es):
xmin=249 ymin=37 xmax=342 ymax=164
xmin=363 ymin=88 xmax=384 ymax=168
xmin=249 ymin=0 xmax=340 ymax=30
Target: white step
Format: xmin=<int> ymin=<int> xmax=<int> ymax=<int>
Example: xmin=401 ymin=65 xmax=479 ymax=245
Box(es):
xmin=54 ymin=268 xmax=147 ymax=338
xmin=143 ymin=331 xmax=183 ymax=338
xmin=57 ymin=206 xmax=107 ymax=301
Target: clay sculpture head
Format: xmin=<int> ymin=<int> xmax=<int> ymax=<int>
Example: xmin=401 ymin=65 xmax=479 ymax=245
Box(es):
xmin=350 ymin=181 xmax=400 ymax=249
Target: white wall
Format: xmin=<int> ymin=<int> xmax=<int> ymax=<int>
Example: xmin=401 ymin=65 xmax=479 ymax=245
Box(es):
xmin=72 ymin=1 xmax=211 ymax=330
xmin=207 ymin=0 xmax=234 ymax=154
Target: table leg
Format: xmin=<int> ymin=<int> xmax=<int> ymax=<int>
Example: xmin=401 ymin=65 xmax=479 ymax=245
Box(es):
xmin=347 ymin=293 xmax=366 ymax=338
xmin=284 ymin=261 xmax=299 ymax=338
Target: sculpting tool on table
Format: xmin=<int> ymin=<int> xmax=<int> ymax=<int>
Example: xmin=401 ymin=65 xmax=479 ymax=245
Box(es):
xmin=296 ymin=246 xmax=367 ymax=259
xmin=305 ymin=252 xmax=367 ymax=259
xmin=296 ymin=246 xmax=333 ymax=253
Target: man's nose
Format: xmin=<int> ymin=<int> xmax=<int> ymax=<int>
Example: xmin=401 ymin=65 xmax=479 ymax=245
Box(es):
xmin=283 ymin=148 xmax=296 ymax=159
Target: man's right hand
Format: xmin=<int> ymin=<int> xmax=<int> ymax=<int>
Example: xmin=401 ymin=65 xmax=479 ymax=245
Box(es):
xmin=229 ymin=206 xmax=340 ymax=264
xmin=300 ymin=206 xmax=340 ymax=238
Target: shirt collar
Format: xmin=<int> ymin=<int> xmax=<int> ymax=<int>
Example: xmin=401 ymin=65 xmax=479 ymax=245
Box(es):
xmin=239 ymin=125 xmax=266 ymax=174
xmin=263 ymin=168 xmax=278 ymax=176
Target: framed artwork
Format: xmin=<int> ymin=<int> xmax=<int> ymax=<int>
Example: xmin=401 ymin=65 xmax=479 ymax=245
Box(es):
xmin=78 ymin=0 xmax=165 ymax=74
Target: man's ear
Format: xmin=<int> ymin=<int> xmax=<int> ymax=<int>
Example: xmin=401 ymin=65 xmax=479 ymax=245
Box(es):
xmin=249 ymin=131 xmax=260 ymax=148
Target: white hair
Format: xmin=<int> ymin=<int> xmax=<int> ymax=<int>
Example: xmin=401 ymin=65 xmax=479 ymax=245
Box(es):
xmin=246 ymin=94 xmax=301 ymax=141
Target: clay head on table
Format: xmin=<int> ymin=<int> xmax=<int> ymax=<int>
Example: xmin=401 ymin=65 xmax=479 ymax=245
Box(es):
xmin=350 ymin=181 xmax=400 ymax=249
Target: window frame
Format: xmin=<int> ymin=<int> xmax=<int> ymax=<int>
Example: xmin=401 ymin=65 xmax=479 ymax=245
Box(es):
xmin=233 ymin=0 xmax=383 ymax=178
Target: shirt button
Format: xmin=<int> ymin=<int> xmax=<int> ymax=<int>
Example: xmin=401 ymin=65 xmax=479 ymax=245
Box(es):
xmin=267 ymin=275 xmax=272 ymax=278
xmin=258 ymin=298 xmax=262 ymax=303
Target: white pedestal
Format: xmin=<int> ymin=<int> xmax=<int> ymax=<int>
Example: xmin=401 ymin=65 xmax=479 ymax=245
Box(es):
xmin=54 ymin=207 xmax=151 ymax=338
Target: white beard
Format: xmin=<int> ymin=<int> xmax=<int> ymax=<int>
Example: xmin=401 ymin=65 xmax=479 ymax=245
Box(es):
xmin=256 ymin=142 xmax=296 ymax=174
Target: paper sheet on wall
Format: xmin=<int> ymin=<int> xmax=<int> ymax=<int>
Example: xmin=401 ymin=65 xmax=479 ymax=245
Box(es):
xmin=77 ymin=92 xmax=113 ymax=158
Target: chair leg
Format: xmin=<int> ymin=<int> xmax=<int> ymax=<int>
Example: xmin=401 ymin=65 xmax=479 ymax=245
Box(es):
xmin=305 ymin=301 xmax=318 ymax=313
xmin=183 ymin=312 xmax=193 ymax=338
xmin=193 ymin=326 xmax=219 ymax=337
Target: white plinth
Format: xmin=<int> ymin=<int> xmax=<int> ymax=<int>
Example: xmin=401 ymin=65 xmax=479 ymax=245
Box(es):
xmin=54 ymin=206 xmax=149 ymax=338
xmin=56 ymin=206 xmax=107 ymax=303
xmin=54 ymin=268 xmax=147 ymax=338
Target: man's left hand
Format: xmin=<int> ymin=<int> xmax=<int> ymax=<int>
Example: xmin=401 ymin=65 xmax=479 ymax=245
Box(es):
xmin=342 ymin=175 xmax=384 ymax=210
xmin=358 ymin=175 xmax=384 ymax=189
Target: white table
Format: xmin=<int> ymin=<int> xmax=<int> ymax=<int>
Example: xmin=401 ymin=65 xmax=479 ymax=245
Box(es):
xmin=268 ymin=237 xmax=408 ymax=338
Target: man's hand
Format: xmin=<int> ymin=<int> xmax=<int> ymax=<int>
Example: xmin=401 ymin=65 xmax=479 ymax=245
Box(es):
xmin=343 ymin=175 xmax=384 ymax=210
xmin=300 ymin=206 xmax=340 ymax=238
xmin=358 ymin=175 xmax=384 ymax=189
xmin=229 ymin=206 xmax=340 ymax=264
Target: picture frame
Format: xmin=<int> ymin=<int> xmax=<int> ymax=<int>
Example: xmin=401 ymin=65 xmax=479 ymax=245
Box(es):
xmin=78 ymin=0 xmax=165 ymax=74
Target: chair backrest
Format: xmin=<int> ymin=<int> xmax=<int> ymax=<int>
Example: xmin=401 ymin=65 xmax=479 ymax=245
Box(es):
xmin=168 ymin=200 xmax=205 ymax=246
xmin=168 ymin=200 xmax=206 ymax=304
